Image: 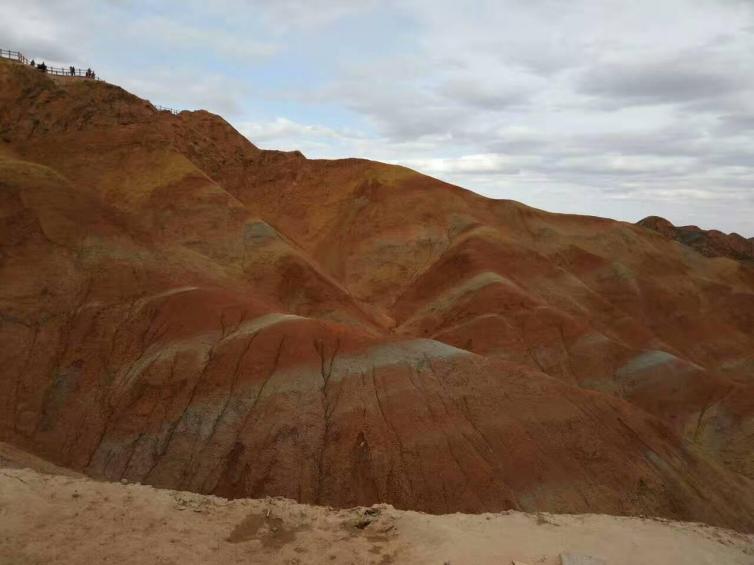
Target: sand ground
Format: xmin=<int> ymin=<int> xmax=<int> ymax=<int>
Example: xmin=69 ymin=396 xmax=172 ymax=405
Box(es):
xmin=0 ymin=462 xmax=752 ymax=565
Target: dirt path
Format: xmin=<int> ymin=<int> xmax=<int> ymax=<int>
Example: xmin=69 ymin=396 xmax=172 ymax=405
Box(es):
xmin=1 ymin=466 xmax=752 ymax=564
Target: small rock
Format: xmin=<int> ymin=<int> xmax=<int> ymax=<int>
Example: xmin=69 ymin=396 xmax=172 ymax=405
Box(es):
xmin=120 ymin=478 xmax=128 ymax=485
xmin=560 ymin=552 xmax=607 ymax=565
xmin=353 ymin=518 xmax=373 ymax=530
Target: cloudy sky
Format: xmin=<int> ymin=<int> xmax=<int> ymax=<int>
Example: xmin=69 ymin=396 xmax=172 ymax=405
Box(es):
xmin=3 ymin=0 xmax=754 ymax=235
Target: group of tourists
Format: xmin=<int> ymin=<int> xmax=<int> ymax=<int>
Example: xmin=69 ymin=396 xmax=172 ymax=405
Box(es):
xmin=29 ymin=59 xmax=96 ymax=79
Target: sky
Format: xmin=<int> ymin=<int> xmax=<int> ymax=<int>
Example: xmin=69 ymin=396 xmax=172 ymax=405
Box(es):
xmin=2 ymin=0 xmax=754 ymax=236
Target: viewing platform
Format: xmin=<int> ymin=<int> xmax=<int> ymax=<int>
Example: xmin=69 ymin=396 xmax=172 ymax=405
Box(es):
xmin=1 ymin=48 xmax=180 ymax=115
xmin=1 ymin=48 xmax=100 ymax=79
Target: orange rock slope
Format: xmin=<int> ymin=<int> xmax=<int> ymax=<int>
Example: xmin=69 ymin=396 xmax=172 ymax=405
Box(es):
xmin=1 ymin=58 xmax=753 ymax=530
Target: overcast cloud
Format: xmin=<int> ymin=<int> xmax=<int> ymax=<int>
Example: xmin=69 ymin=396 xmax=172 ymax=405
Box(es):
xmin=1 ymin=0 xmax=753 ymax=235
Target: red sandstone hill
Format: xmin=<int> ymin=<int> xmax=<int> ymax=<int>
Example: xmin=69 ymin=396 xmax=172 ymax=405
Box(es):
xmin=1 ymin=58 xmax=754 ymax=531
xmin=638 ymin=216 xmax=754 ymax=262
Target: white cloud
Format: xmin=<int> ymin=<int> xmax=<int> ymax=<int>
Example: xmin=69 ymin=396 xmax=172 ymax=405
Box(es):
xmin=125 ymin=16 xmax=279 ymax=60
xmin=239 ymin=118 xmax=358 ymax=143
xmin=397 ymin=154 xmax=535 ymax=176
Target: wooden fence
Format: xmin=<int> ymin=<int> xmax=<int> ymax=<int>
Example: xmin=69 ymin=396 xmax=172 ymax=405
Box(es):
xmin=2 ymin=47 xmax=180 ymax=115
xmin=1 ymin=48 xmax=99 ymax=78
xmin=154 ymin=105 xmax=179 ymax=115
xmin=0 ymin=49 xmax=28 ymax=64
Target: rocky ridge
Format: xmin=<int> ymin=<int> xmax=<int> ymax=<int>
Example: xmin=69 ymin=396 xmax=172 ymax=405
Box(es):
xmin=638 ymin=216 xmax=754 ymax=262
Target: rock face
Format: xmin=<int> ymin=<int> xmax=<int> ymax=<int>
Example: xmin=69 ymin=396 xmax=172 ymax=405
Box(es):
xmin=1 ymin=58 xmax=754 ymax=530
xmin=638 ymin=215 xmax=754 ymax=261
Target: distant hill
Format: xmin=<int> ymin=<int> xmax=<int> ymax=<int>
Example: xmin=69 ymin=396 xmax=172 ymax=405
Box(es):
xmin=638 ymin=216 xmax=754 ymax=261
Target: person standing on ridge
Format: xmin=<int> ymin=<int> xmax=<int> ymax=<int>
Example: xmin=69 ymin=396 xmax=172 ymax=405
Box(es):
xmin=69 ymin=66 xmax=75 ymax=76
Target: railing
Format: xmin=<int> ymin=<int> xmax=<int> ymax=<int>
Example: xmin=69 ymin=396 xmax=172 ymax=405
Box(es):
xmin=0 ymin=48 xmax=100 ymax=80
xmin=53 ymin=67 xmax=89 ymax=77
xmin=154 ymin=105 xmax=179 ymax=115
xmin=40 ymin=65 xmax=97 ymax=78
xmin=0 ymin=49 xmax=28 ymax=64
xmin=2 ymin=47 xmax=181 ymax=115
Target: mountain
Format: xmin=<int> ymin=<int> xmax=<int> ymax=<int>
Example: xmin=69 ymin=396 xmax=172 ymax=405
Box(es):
xmin=1 ymin=57 xmax=753 ymax=531
xmin=638 ymin=216 xmax=754 ymax=262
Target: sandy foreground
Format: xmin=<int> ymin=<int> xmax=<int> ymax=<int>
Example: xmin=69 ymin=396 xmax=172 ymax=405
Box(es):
xmin=0 ymin=439 xmax=750 ymax=565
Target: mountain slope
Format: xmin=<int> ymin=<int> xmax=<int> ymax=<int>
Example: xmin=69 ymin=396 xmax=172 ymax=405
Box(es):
xmin=1 ymin=57 xmax=753 ymax=530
